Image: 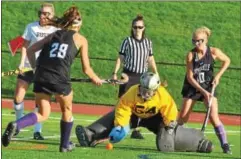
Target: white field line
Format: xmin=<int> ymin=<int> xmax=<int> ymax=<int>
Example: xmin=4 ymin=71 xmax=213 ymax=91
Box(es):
xmin=12 ymin=135 xmax=75 ymax=140
xmin=3 ymin=113 xmax=240 ymax=135
xmin=8 ymin=136 xmax=238 ymax=148
xmin=11 ymin=133 xmax=238 ymax=149
xmin=10 ymin=130 xmax=241 ymax=140
xmin=141 ymin=131 xmax=241 ymax=134
xmin=2 ymin=113 xmax=96 ymax=122
xmin=17 ymin=129 xmax=30 ymax=132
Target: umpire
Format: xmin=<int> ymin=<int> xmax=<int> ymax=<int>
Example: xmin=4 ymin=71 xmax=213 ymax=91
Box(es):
xmin=112 ymin=14 xmax=158 ymax=139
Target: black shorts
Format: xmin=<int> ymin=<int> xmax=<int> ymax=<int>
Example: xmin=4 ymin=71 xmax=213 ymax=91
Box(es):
xmin=17 ymin=70 xmax=34 ymax=84
xmin=118 ymin=70 xmax=143 ymax=97
xmin=181 ymin=83 xmax=217 ymax=101
xmin=33 ymin=82 xmax=72 ymax=96
xmin=130 ymin=114 xmax=163 ymax=135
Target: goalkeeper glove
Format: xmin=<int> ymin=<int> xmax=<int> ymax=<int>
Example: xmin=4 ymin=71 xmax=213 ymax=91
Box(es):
xmin=109 ymin=125 xmax=130 ymax=143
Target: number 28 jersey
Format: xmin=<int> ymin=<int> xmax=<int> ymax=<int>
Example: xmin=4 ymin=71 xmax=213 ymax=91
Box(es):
xmin=34 ymin=30 xmax=79 ymax=84
xmin=114 ymin=85 xmax=178 ymax=127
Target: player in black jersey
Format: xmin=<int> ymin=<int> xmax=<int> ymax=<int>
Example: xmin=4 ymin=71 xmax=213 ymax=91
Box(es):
xmin=2 ymin=6 xmax=102 ymax=152
xmin=178 ymin=27 xmax=231 ymax=154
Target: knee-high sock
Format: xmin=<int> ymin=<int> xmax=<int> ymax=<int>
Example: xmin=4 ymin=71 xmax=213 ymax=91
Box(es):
xmin=16 ymin=113 xmax=38 ymax=130
xmin=33 ymin=106 xmax=42 ymax=133
xmin=214 ymin=123 xmax=228 ymax=147
xmin=13 ymin=101 xmax=24 ymax=120
xmin=60 ymin=120 xmax=73 ymax=148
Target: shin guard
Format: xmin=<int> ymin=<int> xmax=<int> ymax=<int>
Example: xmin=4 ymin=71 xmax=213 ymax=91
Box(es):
xmin=174 ymin=125 xmax=212 ymax=153
xmin=87 ymin=110 xmax=115 ymax=140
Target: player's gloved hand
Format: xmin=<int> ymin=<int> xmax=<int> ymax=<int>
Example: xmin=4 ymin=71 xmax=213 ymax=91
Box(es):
xmin=109 ymin=125 xmax=130 ymax=143
xmin=165 ymin=120 xmax=177 ymax=134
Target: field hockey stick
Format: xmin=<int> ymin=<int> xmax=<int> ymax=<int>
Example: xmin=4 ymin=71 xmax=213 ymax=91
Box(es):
xmin=71 ymin=73 xmax=129 ymax=85
xmin=71 ymin=78 xmax=126 ymax=84
xmin=1 ymin=67 xmax=129 ymax=85
xmin=1 ymin=68 xmax=32 ymax=77
xmin=201 ymin=85 xmax=216 ymax=132
xmin=90 ymin=137 xmax=110 ymax=147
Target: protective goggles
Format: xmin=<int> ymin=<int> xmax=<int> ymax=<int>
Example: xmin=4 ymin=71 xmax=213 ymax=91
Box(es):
xmin=38 ymin=11 xmax=51 ymax=18
xmin=192 ymin=39 xmax=204 ymax=45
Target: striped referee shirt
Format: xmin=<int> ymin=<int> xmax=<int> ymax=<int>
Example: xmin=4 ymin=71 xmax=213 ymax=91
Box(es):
xmin=119 ymin=36 xmax=153 ymax=74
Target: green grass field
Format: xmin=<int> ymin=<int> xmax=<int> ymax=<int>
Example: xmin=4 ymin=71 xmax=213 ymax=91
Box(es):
xmin=1 ymin=108 xmax=240 ymax=159
xmin=1 ymin=2 xmax=240 ymax=114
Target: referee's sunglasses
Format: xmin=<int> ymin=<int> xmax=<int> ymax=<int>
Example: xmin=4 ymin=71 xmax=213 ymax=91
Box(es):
xmin=38 ymin=11 xmax=51 ymax=17
xmin=133 ymin=26 xmax=144 ymax=30
xmin=192 ymin=39 xmax=204 ymax=45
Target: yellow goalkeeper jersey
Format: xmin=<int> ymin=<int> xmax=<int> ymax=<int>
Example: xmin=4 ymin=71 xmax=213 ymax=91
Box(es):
xmin=114 ymin=84 xmax=178 ymax=127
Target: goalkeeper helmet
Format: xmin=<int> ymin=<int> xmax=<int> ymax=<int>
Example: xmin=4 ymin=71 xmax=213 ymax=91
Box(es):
xmin=139 ymin=72 xmax=160 ymax=100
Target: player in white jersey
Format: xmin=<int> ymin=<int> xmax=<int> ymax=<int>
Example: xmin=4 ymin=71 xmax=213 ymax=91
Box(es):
xmin=13 ymin=3 xmax=58 ymax=140
xmin=22 ymin=22 xmax=58 ymax=68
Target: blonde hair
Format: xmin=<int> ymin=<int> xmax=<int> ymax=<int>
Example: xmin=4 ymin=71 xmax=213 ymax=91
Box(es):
xmin=41 ymin=3 xmax=55 ymax=14
xmin=193 ymin=26 xmax=211 ymax=38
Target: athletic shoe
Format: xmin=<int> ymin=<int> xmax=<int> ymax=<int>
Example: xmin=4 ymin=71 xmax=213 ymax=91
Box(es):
xmin=33 ymin=132 xmax=44 ymax=140
xmin=75 ymin=125 xmax=93 ymax=147
xmin=222 ymin=143 xmax=232 ymax=154
xmin=130 ymin=130 xmax=144 ymax=139
xmin=59 ymin=141 xmax=75 ymax=152
xmin=2 ymin=122 xmax=17 ymax=147
xmin=75 ymin=125 xmax=110 ymax=147
xmin=13 ymin=129 xmax=20 ymax=137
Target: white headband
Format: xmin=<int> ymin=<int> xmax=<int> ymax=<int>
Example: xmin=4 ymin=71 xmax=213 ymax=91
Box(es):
xmin=72 ymin=19 xmax=81 ymax=27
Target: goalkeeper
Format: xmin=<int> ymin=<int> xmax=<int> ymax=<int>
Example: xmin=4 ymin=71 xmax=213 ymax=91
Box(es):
xmin=76 ymin=72 xmax=213 ymax=152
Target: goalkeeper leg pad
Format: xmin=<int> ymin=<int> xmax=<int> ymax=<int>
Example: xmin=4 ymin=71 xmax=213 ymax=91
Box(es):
xmin=174 ymin=125 xmax=212 ymax=152
xmin=87 ymin=110 xmax=115 ymax=140
xmin=197 ymin=139 xmax=213 ymax=153
xmin=156 ymin=127 xmax=175 ymax=152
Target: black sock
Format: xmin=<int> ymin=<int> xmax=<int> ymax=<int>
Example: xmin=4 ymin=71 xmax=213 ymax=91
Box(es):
xmin=60 ymin=120 xmax=73 ymax=148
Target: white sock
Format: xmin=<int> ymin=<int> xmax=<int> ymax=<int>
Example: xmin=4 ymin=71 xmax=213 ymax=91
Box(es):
xmin=34 ymin=122 xmax=42 ymax=133
xmin=33 ymin=107 xmax=42 ymax=133
xmin=13 ymin=101 xmax=24 ymax=120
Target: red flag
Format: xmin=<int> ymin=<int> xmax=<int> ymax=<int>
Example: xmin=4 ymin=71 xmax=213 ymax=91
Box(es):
xmin=8 ymin=36 xmax=24 ymax=56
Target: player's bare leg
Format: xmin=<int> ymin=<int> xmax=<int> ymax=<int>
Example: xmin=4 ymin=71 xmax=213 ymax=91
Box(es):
xmin=56 ymin=91 xmax=75 ymax=152
xmin=178 ymin=98 xmax=196 ymax=125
